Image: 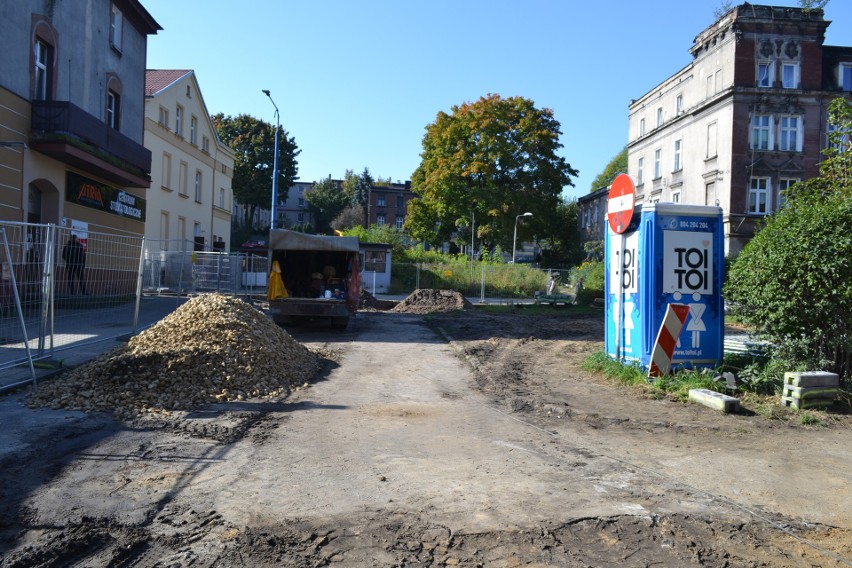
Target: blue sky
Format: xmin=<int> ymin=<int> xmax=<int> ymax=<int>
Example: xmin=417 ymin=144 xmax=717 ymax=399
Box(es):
xmin=143 ymin=1 xmax=852 ymax=201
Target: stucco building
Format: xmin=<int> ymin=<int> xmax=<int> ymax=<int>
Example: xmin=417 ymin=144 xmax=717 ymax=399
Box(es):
xmin=0 ymin=0 xmax=160 ymax=235
xmin=144 ymin=70 xmax=234 ymax=251
xmin=627 ymin=3 xmax=852 ymax=255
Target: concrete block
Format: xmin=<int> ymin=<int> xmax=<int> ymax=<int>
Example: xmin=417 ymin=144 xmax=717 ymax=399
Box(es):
xmin=688 ymin=389 xmax=740 ymax=413
xmin=782 ymin=384 xmax=840 ymax=400
xmin=780 ymin=396 xmax=834 ymax=411
xmin=784 ymin=371 xmax=840 ymax=388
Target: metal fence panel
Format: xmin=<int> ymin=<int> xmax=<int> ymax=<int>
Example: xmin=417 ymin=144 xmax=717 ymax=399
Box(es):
xmin=0 ymin=221 xmax=144 ymax=374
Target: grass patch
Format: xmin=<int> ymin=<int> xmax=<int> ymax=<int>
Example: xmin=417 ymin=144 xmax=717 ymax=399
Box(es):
xmin=582 ymin=352 xmax=648 ymax=388
xmin=583 ymin=351 xmax=852 ymax=425
xmin=474 ymin=303 xmax=601 ymax=317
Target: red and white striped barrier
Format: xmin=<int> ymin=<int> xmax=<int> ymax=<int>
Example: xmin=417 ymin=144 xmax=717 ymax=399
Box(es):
xmin=648 ymin=303 xmax=690 ymax=379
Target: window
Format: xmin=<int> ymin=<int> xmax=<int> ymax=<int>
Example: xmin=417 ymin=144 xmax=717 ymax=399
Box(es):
xmin=781 ymin=63 xmax=799 ymax=89
xmin=395 ymin=216 xmax=404 ymax=229
xmin=298 ymin=198 xmax=305 ymax=208
xmin=828 ymin=121 xmax=850 ymax=152
xmin=676 ymin=94 xmax=683 ymax=115
xmin=179 ymin=162 xmax=188 ymax=196
xmin=160 ymin=212 xmax=169 ymax=250
xmin=706 ymin=69 xmax=722 ymax=97
xmin=751 ymin=115 xmax=772 ymax=150
xmin=219 ymin=188 xmax=225 ymax=209
xmin=202 ymin=135 xmax=210 ymax=153
xmin=194 ymin=170 xmax=202 ymax=202
xmin=377 ymin=195 xmax=386 ymax=207
xmin=376 ymin=215 xmax=385 ymax=226
xmin=705 ymin=181 xmax=716 ymax=206
xmin=839 ymin=63 xmax=852 ymax=91
xmin=639 ymin=118 xmax=645 ymax=137
xmin=757 ymin=61 xmax=773 ymax=87
xmin=706 ymin=121 xmax=718 ymax=158
xmin=178 ymin=217 xmax=186 ymax=250
xmin=175 ymin=105 xmax=183 ymax=136
xmin=297 ymin=212 xmax=304 ymax=222
xmin=397 ymin=196 xmax=405 ymax=208
xmin=673 ymin=139 xmax=682 ymax=172
xmin=365 ymin=250 xmax=386 ymax=273
xmin=656 ymin=107 xmax=663 ymax=128
xmin=778 ymin=178 xmax=799 ymax=208
xmin=779 ymin=115 xmax=802 ymax=151
xmin=748 ymin=177 xmax=770 ymax=214
xmin=190 ymin=116 xmax=198 ymax=145
xmin=161 ymin=152 xmax=172 ymax=189
xmin=654 ymin=149 xmax=662 ymax=179
xmin=159 ymin=106 xmax=169 ymax=128
xmin=671 ymin=189 xmax=681 ymax=203
xmin=106 ymin=90 xmax=120 ymax=129
xmin=109 ymin=3 xmax=123 ymax=51
xmin=34 ymin=39 xmax=52 ymax=100
xmin=637 ymin=157 xmax=644 ymax=185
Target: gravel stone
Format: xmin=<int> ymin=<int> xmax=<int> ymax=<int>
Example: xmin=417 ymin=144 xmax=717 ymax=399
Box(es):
xmin=28 ymin=294 xmax=319 ymax=417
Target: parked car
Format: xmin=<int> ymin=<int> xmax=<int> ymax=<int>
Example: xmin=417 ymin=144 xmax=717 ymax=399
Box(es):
xmin=240 ymin=240 xmax=267 ymax=249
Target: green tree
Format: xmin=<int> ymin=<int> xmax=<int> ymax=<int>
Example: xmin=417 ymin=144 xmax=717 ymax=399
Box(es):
xmin=212 ymin=113 xmax=299 ymax=229
xmin=406 ymin=94 xmax=578 ymax=252
xmin=306 ymin=177 xmax=350 ymax=234
xmin=589 ymin=148 xmax=627 ymax=193
xmin=725 ymin=98 xmax=852 ymax=381
xmin=537 ymin=198 xmax=582 ymax=267
xmin=331 ymin=205 xmax=366 ymax=232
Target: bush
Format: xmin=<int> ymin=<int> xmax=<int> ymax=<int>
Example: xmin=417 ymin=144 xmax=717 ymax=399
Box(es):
xmin=725 ymin=99 xmax=852 ymax=383
xmin=570 ymin=260 xmax=604 ymax=305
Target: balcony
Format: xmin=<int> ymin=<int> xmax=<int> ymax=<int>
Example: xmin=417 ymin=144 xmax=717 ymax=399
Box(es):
xmin=30 ymin=100 xmax=152 ymax=188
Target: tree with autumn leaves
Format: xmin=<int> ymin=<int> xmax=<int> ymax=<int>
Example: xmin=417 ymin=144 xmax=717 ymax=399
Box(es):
xmin=212 ymin=113 xmax=300 ymax=229
xmin=406 ymin=94 xmax=578 ymax=255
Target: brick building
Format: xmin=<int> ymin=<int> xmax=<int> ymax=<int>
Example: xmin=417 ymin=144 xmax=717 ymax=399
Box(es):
xmin=627 ymin=3 xmax=852 ymax=255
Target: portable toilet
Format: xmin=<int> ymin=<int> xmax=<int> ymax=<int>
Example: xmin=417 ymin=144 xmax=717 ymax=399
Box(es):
xmin=605 ymin=203 xmax=724 ymax=371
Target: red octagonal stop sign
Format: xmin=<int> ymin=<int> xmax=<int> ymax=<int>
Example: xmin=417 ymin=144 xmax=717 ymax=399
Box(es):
xmin=607 ymin=173 xmax=636 ymax=234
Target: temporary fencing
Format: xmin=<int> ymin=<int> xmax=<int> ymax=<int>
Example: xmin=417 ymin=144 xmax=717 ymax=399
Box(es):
xmin=0 ymin=225 xmax=270 ymax=391
xmin=0 ymin=221 xmax=144 ymax=387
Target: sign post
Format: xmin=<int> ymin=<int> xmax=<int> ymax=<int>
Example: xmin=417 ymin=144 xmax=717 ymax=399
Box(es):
xmin=607 ymin=174 xmax=635 ymax=361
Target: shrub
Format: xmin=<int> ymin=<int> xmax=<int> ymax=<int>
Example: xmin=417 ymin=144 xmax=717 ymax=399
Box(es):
xmin=725 ymin=98 xmax=852 ymax=383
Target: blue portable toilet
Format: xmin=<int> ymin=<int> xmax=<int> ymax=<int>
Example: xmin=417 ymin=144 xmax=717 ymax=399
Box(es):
xmin=605 ymin=203 xmax=724 ymax=371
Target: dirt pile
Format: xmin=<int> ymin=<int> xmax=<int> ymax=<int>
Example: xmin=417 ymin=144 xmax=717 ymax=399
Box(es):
xmin=28 ymin=293 xmax=319 ymax=417
xmin=391 ymin=288 xmax=473 ymax=314
xmin=358 ymin=289 xmax=396 ymax=311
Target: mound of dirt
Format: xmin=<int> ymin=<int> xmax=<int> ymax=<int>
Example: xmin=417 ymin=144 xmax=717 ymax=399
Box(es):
xmin=28 ymin=294 xmax=319 ymax=417
xmin=358 ymin=289 xmax=396 ymax=311
xmin=391 ymin=289 xmax=473 ymax=314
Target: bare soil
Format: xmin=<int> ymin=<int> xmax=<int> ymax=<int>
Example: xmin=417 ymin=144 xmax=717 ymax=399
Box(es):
xmin=1 ymin=307 xmax=850 ymax=567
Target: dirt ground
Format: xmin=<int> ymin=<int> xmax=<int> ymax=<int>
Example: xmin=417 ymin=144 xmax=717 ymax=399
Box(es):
xmin=1 ymin=305 xmax=851 ymax=567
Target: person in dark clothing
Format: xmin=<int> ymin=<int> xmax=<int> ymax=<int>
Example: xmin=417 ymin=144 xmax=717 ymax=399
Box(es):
xmin=62 ymin=234 xmax=87 ymax=295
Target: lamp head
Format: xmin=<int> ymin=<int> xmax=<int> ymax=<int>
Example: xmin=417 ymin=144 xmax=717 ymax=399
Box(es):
xmin=262 ymin=89 xmax=271 ymax=96
xmin=523 ymin=212 xmax=533 ymax=217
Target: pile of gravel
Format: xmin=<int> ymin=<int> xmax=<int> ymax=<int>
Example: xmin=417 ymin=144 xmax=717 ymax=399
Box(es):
xmin=28 ymin=294 xmax=319 ymax=417
xmin=359 ymin=289 xmax=396 ymax=311
xmin=390 ymin=289 xmax=473 ymax=314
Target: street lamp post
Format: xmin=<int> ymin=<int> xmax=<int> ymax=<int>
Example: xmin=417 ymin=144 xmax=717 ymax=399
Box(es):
xmin=512 ymin=212 xmax=533 ymax=264
xmin=262 ymin=89 xmax=280 ymax=230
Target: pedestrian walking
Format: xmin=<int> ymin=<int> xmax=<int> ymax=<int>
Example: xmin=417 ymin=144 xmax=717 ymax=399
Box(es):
xmin=62 ymin=234 xmax=87 ymax=295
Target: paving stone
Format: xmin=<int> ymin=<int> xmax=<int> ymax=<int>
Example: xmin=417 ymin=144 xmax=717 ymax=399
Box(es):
xmin=782 ymin=384 xmax=840 ymax=400
xmin=784 ymin=371 xmax=840 ymax=388
xmin=780 ymin=396 xmax=834 ymax=410
xmin=688 ymin=388 xmax=740 ymax=413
